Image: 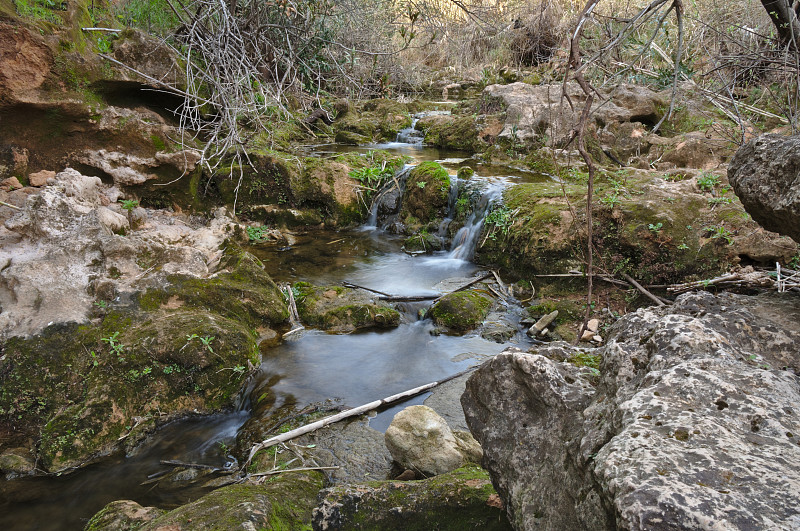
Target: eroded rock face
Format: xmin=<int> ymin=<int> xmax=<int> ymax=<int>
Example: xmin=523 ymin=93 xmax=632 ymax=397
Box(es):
xmin=482 ymin=82 xmax=665 ymax=146
xmin=384 ymin=405 xmax=481 ymax=477
xmin=0 ymin=168 xmax=229 ymax=337
xmin=729 ymin=134 xmax=800 ymax=243
xmin=463 ymin=292 xmax=800 ymax=530
xmin=0 ymin=23 xmax=52 ymax=103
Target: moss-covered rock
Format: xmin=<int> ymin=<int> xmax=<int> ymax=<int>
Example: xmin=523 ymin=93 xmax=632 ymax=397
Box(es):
xmin=0 ymin=244 xmax=288 ymax=473
xmin=429 ymin=291 xmax=493 ymax=333
xmin=475 ymin=170 xmax=797 ymax=284
xmin=86 ymin=472 xmax=323 ymax=531
xmin=332 ymin=98 xmax=411 ymax=143
xmin=84 ymin=500 xmax=166 ymax=531
xmin=313 ymin=466 xmax=511 ymax=530
xmin=403 ymin=231 xmax=444 ymax=253
xmin=417 ymin=115 xmax=481 ymax=152
xmin=401 ymin=162 xmax=451 ymax=226
xmin=293 ymin=282 xmax=401 ymax=333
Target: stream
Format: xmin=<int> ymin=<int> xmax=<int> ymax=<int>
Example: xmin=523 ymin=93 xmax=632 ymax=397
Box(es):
xmin=1 ymin=128 xmax=544 ymax=530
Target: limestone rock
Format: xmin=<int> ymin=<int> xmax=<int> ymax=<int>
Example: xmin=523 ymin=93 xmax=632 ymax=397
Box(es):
xmin=0 ymin=177 xmax=21 ymax=191
xmin=526 ymin=310 xmax=558 ymax=337
xmin=87 ymin=473 xmax=322 ymax=531
xmin=729 ymin=133 xmax=800 ymax=243
xmin=385 ymin=405 xmax=481 ymax=477
xmin=482 ymin=82 xmax=664 ymax=146
xmin=28 ymin=169 xmax=54 ymax=187
xmin=463 ymin=292 xmax=800 ymax=530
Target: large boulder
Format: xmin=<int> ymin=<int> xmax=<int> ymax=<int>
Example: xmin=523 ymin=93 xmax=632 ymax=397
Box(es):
xmin=728 ymin=134 xmax=800 ymax=243
xmin=462 ymin=292 xmax=800 ymax=530
xmin=482 ymin=82 xmax=665 ymax=146
xmin=384 ymin=405 xmax=481 ymax=477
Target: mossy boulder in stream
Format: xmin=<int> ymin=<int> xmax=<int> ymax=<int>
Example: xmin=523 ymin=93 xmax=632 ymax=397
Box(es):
xmin=429 ymin=291 xmax=493 ymax=333
xmin=85 ymin=472 xmax=323 ymax=531
xmin=293 ymin=282 xmax=400 ymax=333
xmin=313 ymin=466 xmax=511 ymax=530
xmin=333 ymin=98 xmax=412 ymax=142
xmin=416 ymin=114 xmax=482 ymax=152
xmin=401 ymin=162 xmax=452 ymax=227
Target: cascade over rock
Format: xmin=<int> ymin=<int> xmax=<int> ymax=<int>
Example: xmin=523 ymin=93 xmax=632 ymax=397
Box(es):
xmin=462 ymin=292 xmax=800 ymax=530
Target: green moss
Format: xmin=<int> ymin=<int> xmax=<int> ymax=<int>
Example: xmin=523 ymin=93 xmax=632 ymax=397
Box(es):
xmin=317 ymin=466 xmax=511 ymax=530
xmin=403 ymin=231 xmax=444 ymax=253
xmin=293 ymin=283 xmax=400 ymax=332
xmin=103 ymin=472 xmax=323 ymax=530
xmin=401 ymin=162 xmax=451 ymax=225
xmin=419 ymin=116 xmax=480 ymax=151
xmin=429 ymin=291 xmax=493 ymax=332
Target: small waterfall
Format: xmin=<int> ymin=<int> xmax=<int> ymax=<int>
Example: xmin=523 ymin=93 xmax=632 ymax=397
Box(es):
xmin=394 ymin=110 xmax=452 ymax=145
xmin=436 ymin=176 xmax=460 ymax=238
xmin=396 ymin=118 xmax=424 ymax=144
xmin=448 ymin=182 xmax=505 ymax=260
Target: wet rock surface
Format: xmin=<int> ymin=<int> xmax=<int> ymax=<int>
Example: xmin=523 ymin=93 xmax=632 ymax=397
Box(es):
xmin=729 ymin=133 xmax=800 ymax=243
xmin=312 ymin=466 xmax=511 ymax=531
xmin=293 ymin=282 xmax=401 ymax=333
xmin=463 ymin=292 xmax=800 ymax=530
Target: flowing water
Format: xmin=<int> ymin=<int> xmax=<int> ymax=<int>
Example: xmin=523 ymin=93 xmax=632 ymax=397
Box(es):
xmin=1 ymin=136 xmax=539 ymax=530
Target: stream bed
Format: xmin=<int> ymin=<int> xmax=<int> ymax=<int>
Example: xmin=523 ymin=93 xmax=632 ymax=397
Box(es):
xmin=1 ymin=139 xmax=539 ymax=530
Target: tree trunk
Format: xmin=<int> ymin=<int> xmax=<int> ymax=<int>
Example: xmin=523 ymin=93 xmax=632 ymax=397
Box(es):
xmin=761 ymin=0 xmax=800 ymax=50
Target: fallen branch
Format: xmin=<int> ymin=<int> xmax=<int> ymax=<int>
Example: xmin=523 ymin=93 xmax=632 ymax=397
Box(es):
xmin=244 ymin=366 xmax=478 ymax=468
xmin=343 ymin=281 xmax=392 ymax=297
xmin=245 ymin=465 xmax=339 ymax=479
xmin=378 ymin=294 xmax=439 ymax=302
xmin=0 ymin=201 xmax=21 ymax=210
xmin=622 ymin=273 xmax=666 ymax=306
xmin=160 ymin=460 xmax=230 ymax=471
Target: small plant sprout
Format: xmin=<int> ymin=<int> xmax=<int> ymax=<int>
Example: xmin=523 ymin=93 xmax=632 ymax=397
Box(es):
xmin=120 ymin=199 xmax=140 ymax=228
xmin=648 ymin=222 xmax=663 ymax=233
xmin=101 ymin=332 xmax=126 ymax=362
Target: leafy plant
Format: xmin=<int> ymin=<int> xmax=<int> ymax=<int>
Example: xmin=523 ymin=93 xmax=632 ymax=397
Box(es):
xmin=246 ymin=225 xmax=270 ymax=242
xmin=703 ymin=225 xmax=733 ymax=245
xmin=483 ymin=204 xmax=518 ymax=242
xmin=708 ymin=197 xmax=732 ymax=207
xmin=101 ymin=332 xmax=126 ymax=362
xmin=648 ymin=222 xmax=663 ymax=233
xmin=416 ymin=181 xmax=427 ymax=189
xmin=697 ymin=172 xmax=720 ymax=192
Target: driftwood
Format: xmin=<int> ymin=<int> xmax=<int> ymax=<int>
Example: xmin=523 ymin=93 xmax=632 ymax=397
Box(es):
xmin=490 ymin=270 xmax=510 ymax=298
xmin=244 ymin=366 xmax=477 ymax=468
xmin=245 ymin=465 xmax=339 ymax=479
